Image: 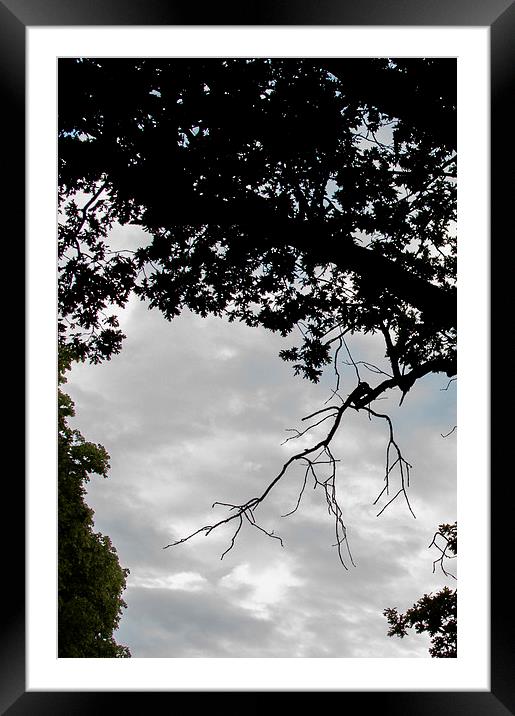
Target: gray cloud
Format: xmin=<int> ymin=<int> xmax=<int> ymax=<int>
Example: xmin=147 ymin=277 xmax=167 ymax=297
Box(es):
xmin=67 ymin=293 xmax=456 ymax=659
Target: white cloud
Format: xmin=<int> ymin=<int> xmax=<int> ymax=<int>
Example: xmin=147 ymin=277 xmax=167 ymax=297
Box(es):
xmin=131 ymin=571 xmax=208 ymax=592
xmin=214 ymin=346 xmax=238 ymax=361
xmin=219 ymin=561 xmax=304 ymax=620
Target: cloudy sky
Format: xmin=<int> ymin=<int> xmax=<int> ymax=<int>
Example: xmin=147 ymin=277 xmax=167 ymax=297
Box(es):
xmin=62 ymin=225 xmax=457 ymax=660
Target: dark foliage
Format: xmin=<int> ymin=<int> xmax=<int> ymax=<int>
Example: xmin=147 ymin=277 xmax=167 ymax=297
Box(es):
xmin=384 ymin=523 xmax=457 ymax=657
xmin=58 ymin=57 xmax=456 ymax=383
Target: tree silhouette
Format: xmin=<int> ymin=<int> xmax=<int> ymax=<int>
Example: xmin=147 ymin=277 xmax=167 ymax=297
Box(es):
xmin=384 ymin=523 xmax=457 ymax=657
xmin=58 ymin=348 xmax=131 ymax=657
xmin=58 ymin=58 xmax=456 ymax=566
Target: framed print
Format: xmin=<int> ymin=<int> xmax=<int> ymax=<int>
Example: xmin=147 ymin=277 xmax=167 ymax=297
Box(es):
xmin=7 ymin=0 xmax=512 ymax=712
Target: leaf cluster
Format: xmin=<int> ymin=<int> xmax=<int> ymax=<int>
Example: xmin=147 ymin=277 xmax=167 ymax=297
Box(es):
xmin=384 ymin=586 xmax=457 ymax=658
xmin=384 ymin=522 xmax=457 ymax=658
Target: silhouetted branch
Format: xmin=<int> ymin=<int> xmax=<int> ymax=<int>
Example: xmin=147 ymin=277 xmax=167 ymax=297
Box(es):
xmin=165 ymin=383 xmax=365 ymax=567
xmin=165 ymin=333 xmax=454 ymax=568
xmin=440 ymin=377 xmax=457 ymax=391
xmin=366 ymin=406 xmax=415 ymax=518
xmin=165 ymin=348 xmax=426 ymax=567
xmin=341 ymin=359 xmax=393 ymax=379
xmin=429 ymin=523 xmax=457 ymax=579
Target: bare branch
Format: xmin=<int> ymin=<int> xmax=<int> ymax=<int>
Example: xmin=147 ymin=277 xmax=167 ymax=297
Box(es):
xmin=220 ymin=516 xmax=244 ymax=560
xmin=365 ymin=406 xmax=415 ymax=519
xmin=301 ymin=405 xmax=340 ymax=422
xmin=341 ymin=359 xmax=393 ymax=379
xmin=333 ymin=335 xmax=344 ymax=392
xmin=165 ymin=385 xmax=363 ymax=566
xmin=281 ymin=462 xmax=311 ymax=517
xmin=281 ymin=412 xmax=339 ymax=445
xmin=342 ymin=335 xmax=361 ymax=384
xmin=164 ymin=353 xmax=454 ymax=566
xmin=244 ymin=510 xmax=284 ymax=548
xmin=440 ymin=378 xmax=457 ymax=391
xmin=429 ymin=525 xmax=457 ymax=579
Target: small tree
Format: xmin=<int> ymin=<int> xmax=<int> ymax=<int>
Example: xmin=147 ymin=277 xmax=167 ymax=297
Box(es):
xmin=58 ymin=348 xmax=131 ymax=657
xmin=384 ymin=523 xmax=457 ymax=657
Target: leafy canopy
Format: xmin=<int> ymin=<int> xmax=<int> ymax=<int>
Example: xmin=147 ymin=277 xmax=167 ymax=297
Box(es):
xmin=58 ymin=58 xmax=456 ymax=389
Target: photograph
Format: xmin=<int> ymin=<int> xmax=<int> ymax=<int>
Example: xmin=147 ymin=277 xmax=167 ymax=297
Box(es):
xmin=9 ymin=3 xmax=509 ymax=711
xmin=57 ymin=57 xmax=458 ymax=661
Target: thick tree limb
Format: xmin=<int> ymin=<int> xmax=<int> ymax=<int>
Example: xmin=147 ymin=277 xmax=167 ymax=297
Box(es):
xmin=249 ymin=221 xmax=457 ymax=331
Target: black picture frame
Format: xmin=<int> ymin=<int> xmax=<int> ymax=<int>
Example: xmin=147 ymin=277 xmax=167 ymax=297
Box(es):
xmin=8 ymin=0 xmax=511 ymax=712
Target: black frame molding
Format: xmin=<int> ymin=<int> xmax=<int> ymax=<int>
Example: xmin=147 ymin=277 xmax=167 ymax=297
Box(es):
xmin=10 ymin=0 xmax=512 ymax=713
